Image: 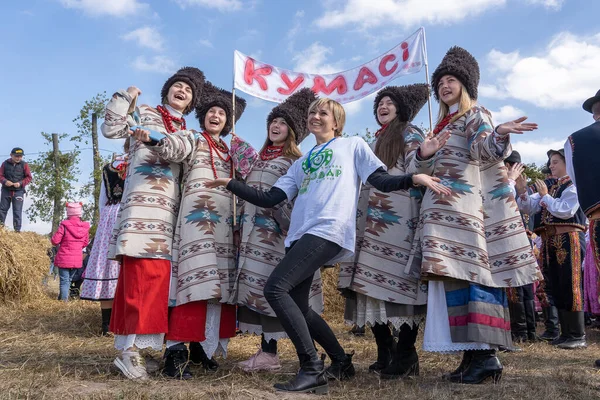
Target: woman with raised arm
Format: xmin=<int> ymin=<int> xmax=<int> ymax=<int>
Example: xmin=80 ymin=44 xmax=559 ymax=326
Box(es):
xmin=206 ymin=97 xmax=450 ymax=395
xmin=416 ymin=47 xmax=541 ymax=384
xmin=101 ymin=67 xmax=205 ymax=380
xmin=131 ymin=83 xmax=246 ymax=379
xmin=339 ymin=84 xmax=430 ymax=380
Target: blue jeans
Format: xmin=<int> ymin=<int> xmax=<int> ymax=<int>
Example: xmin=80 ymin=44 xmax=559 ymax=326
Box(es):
xmin=58 ymin=268 xmax=77 ymax=301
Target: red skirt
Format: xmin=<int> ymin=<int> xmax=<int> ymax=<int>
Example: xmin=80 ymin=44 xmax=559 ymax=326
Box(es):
xmin=109 ymin=256 xmax=171 ymax=335
xmin=166 ymin=301 xmax=237 ymax=342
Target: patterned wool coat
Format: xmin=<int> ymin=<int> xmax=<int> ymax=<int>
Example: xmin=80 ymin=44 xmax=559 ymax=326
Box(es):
xmin=230 ymin=137 xmax=324 ymax=319
xmin=102 ymin=90 xmax=181 ymax=260
xmin=339 ymin=125 xmax=427 ymax=305
xmin=150 ymin=131 xmax=235 ymax=307
xmin=418 ymin=105 xmax=541 ymax=288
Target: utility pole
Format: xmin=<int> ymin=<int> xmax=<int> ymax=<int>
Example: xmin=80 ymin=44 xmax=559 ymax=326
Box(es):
xmin=91 ymin=112 xmax=100 ymax=226
xmin=51 ymin=133 xmax=61 ymax=233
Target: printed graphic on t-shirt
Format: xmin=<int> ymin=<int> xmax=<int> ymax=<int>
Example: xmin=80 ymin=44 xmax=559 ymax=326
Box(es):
xmin=299 ymin=149 xmax=342 ymax=195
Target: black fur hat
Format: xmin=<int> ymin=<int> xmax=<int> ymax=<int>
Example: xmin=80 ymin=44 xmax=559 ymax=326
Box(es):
xmin=373 ymin=84 xmax=429 ymax=126
xmin=431 ymin=46 xmax=480 ymax=101
xmin=196 ymin=82 xmax=246 ymax=137
xmin=267 ymin=88 xmax=317 ymax=144
xmin=160 ymin=67 xmax=205 ymax=115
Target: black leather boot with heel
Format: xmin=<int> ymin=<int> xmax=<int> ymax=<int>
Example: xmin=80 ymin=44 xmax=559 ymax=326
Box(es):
xmin=274 ymin=355 xmax=328 ymax=395
xmin=447 ymin=350 xmax=502 ymax=384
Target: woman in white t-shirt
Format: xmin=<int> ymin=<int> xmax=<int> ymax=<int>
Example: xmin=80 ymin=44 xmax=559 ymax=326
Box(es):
xmin=206 ymin=97 xmax=450 ymax=395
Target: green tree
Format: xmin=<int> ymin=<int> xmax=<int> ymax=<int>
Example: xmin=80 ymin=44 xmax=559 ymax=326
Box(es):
xmin=26 ymin=133 xmax=82 ymax=233
xmin=72 ymin=92 xmax=109 ymax=228
xmin=523 ymin=163 xmax=546 ymax=183
xmin=344 ymin=128 xmax=376 ymax=144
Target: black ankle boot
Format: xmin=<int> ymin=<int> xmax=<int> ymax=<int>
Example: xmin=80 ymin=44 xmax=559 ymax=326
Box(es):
xmin=189 ymin=342 xmax=219 ymax=372
xmin=557 ymin=311 xmax=587 ymax=349
xmin=101 ymin=308 xmax=112 ymax=336
xmin=325 ymin=352 xmax=356 ymax=381
xmin=442 ymin=351 xmax=474 ymax=380
xmin=539 ymin=306 xmax=560 ymax=341
xmin=162 ymin=344 xmax=193 ymax=380
xmin=448 ymin=350 xmax=502 ymax=384
xmin=274 ymin=359 xmax=328 ymax=394
xmin=368 ymin=324 xmax=393 ymax=373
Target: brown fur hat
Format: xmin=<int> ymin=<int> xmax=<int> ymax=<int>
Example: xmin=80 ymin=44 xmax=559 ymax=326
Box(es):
xmin=267 ymin=88 xmax=317 ymax=144
xmin=431 ymin=47 xmax=480 ymax=101
xmin=373 ymin=84 xmax=429 ymax=126
xmin=160 ymin=67 xmax=205 ymax=114
xmin=195 ymin=82 xmax=246 ymax=137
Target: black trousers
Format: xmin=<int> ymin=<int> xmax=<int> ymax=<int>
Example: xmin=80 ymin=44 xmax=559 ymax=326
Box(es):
xmin=263 ymin=234 xmax=345 ymax=362
xmin=0 ymin=188 xmax=25 ymax=232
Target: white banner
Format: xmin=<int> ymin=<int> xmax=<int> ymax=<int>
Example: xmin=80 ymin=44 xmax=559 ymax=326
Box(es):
xmin=234 ymin=28 xmax=426 ymax=104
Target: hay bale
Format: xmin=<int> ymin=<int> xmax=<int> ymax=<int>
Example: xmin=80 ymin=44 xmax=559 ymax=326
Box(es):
xmin=321 ymin=265 xmax=345 ymax=323
xmin=0 ymin=229 xmax=51 ymax=304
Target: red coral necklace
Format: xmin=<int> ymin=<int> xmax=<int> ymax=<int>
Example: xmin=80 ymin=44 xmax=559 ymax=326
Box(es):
xmin=260 ymin=145 xmax=284 ymax=161
xmin=157 ymin=105 xmax=186 ymax=133
xmin=201 ymin=132 xmax=233 ymax=179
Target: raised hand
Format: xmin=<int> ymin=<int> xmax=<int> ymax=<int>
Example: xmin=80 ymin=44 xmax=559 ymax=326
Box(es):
xmin=205 ymin=178 xmax=232 ymax=189
xmin=496 ymin=117 xmax=538 ymax=135
xmin=419 ymin=130 xmax=451 ymax=159
xmin=534 ymin=179 xmax=548 ymax=196
xmin=126 ymin=86 xmax=142 ymax=98
xmin=515 ymin=173 xmax=527 ymax=195
xmin=507 ymin=162 xmax=525 ymax=181
xmin=412 ymin=174 xmax=452 ymax=196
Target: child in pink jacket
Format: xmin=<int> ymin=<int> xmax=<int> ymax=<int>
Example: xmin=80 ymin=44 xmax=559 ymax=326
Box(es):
xmin=51 ymin=202 xmax=90 ymax=301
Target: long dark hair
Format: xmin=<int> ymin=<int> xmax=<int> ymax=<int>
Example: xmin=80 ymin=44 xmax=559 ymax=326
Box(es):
xmin=374 ymin=115 xmax=408 ymax=169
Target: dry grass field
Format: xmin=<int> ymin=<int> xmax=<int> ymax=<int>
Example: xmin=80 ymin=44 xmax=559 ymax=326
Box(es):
xmin=1 ymin=279 xmax=600 ymax=400
xmin=1 ymin=230 xmax=600 ymax=400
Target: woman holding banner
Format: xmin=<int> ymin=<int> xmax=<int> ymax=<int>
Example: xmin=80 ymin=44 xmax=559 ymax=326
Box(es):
xmin=131 ymin=83 xmax=246 ymax=379
xmin=229 ymin=88 xmax=326 ymax=373
xmin=416 ymin=46 xmax=541 ymax=384
xmin=206 ymin=97 xmax=450 ymax=394
xmin=339 ymin=84 xmax=430 ymax=380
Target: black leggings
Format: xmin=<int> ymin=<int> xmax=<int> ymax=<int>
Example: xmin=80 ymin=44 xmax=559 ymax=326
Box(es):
xmin=263 ymin=234 xmax=345 ymax=362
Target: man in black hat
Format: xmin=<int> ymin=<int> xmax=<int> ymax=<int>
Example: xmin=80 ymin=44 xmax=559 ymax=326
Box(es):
xmin=565 ymin=88 xmax=600 ymax=365
xmin=0 ymin=148 xmax=32 ymax=232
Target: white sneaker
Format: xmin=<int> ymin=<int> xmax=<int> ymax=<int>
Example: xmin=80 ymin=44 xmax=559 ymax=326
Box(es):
xmin=114 ymin=351 xmax=149 ymax=380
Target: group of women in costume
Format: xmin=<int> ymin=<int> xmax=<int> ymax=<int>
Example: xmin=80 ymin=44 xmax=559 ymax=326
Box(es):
xmin=86 ymin=46 xmax=543 ymax=394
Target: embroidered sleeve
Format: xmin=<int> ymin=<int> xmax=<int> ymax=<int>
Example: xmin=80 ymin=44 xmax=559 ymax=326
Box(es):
xmin=465 ymin=107 xmax=511 ymax=163
xmin=230 ymin=135 xmax=259 ymax=179
xmin=101 ymin=89 xmax=137 ymax=139
xmin=150 ymin=130 xmax=197 ymax=163
xmin=403 ymin=125 xmax=427 ymax=174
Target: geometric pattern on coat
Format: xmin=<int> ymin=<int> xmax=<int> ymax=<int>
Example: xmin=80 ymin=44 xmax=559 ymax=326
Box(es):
xmin=418 ymin=106 xmax=541 ymax=288
xmin=102 ymin=90 xmax=181 ymax=260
